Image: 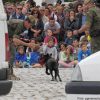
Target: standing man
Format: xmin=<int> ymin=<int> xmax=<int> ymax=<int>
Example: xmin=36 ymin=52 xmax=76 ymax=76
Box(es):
xmin=77 ymin=0 xmax=100 ymax=53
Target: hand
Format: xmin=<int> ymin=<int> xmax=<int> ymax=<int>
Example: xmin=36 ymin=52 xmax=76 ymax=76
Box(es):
xmin=34 ymin=33 xmax=38 ymax=37
xmin=73 ymin=30 xmax=78 ymax=35
xmin=27 ymin=43 xmax=40 ymax=49
xmin=27 ymin=43 xmax=36 ymax=49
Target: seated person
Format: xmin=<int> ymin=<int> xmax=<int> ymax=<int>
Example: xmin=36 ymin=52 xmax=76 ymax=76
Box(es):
xmin=43 ymin=37 xmax=58 ymax=60
xmin=78 ymin=42 xmax=91 ymax=62
xmin=59 ymin=45 xmax=78 ymax=68
xmin=15 ymin=46 xmax=27 ymax=68
xmin=72 ymin=39 xmax=80 ymax=60
xmin=30 ymin=46 xmax=42 ymax=68
xmin=59 ymin=42 xmax=67 ymax=63
xmin=64 ymin=30 xmax=75 ymax=46
xmin=43 ymin=29 xmax=58 ymax=46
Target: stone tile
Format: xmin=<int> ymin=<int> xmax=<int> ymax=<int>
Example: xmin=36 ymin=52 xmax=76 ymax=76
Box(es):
xmin=0 ymin=68 xmax=73 ymax=100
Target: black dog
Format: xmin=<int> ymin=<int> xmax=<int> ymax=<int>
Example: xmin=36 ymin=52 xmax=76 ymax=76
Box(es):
xmin=43 ymin=54 xmax=62 ymax=82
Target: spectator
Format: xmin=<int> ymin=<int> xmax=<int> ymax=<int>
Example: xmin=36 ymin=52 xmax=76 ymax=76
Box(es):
xmin=44 ymin=29 xmax=58 ymax=46
xmin=6 ymin=0 xmax=94 ymax=69
xmin=44 ymin=7 xmax=51 ymax=19
xmin=72 ymin=39 xmax=80 ymax=60
xmin=78 ymin=42 xmax=91 ymax=62
xmin=75 ymin=3 xmax=83 ymax=15
xmin=64 ymin=9 xmax=79 ymax=31
xmin=59 ymin=42 xmax=67 ymax=66
xmin=39 ymin=7 xmax=49 ymax=24
xmin=64 ymin=9 xmax=70 ymax=21
xmin=59 ymin=45 xmax=77 ymax=68
xmin=50 ymin=6 xmax=58 ymax=21
xmin=30 ymin=46 xmax=42 ymax=68
xmin=43 ymin=37 xmax=58 ymax=60
xmin=64 ymin=30 xmax=75 ymax=46
xmin=26 ymin=0 xmax=36 ymax=8
xmin=31 ymin=8 xmax=44 ymax=41
xmin=15 ymin=46 xmax=27 ymax=68
xmin=56 ymin=6 xmax=64 ymax=27
xmin=56 ymin=0 xmax=62 ymax=6
xmin=75 ymin=3 xmax=83 ymax=28
xmin=56 ymin=5 xmax=65 ymax=41
xmin=5 ymin=3 xmax=16 ymax=20
xmin=22 ymin=2 xmax=31 ymax=15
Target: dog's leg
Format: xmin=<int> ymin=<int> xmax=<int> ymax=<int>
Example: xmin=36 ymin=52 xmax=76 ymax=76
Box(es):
xmin=55 ymin=70 xmax=58 ymax=82
xmin=45 ymin=65 xmax=50 ymax=75
xmin=57 ymin=69 xmax=62 ymax=82
xmin=50 ymin=70 xmax=54 ymax=81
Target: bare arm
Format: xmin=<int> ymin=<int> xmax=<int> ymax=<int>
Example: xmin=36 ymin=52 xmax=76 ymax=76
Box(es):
xmin=78 ymin=24 xmax=90 ymax=33
xmin=13 ymin=38 xmax=40 ymax=49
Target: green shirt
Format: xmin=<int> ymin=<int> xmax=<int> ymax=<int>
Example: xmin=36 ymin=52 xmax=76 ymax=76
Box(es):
xmin=86 ymin=6 xmax=100 ymax=32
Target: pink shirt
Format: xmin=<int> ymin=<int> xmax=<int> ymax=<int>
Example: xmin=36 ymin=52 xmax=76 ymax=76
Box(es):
xmin=44 ymin=36 xmax=58 ymax=46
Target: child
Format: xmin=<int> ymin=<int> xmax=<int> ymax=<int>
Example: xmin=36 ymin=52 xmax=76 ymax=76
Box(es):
xmin=15 ymin=46 xmax=27 ymax=68
xmin=44 ymin=29 xmax=58 ymax=46
xmin=72 ymin=39 xmax=80 ymax=60
xmin=59 ymin=42 xmax=67 ymax=62
xmin=78 ymin=42 xmax=91 ymax=62
xmin=64 ymin=30 xmax=75 ymax=46
xmin=43 ymin=37 xmax=58 ymax=60
xmin=59 ymin=45 xmax=78 ymax=68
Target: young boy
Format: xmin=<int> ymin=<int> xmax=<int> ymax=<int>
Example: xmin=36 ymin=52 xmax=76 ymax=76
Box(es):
xmin=78 ymin=42 xmax=91 ymax=62
xmin=72 ymin=39 xmax=80 ymax=60
xmin=15 ymin=46 xmax=27 ymax=68
xmin=64 ymin=30 xmax=75 ymax=46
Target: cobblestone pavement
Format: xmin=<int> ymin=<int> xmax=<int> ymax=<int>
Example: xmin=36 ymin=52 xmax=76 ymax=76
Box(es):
xmin=0 ymin=68 xmax=74 ymax=100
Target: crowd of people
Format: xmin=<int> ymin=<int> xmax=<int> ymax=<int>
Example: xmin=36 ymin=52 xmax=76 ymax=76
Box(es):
xmin=5 ymin=0 xmax=93 ymax=68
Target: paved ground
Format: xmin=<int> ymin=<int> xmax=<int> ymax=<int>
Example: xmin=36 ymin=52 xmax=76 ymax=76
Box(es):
xmin=0 ymin=68 xmax=74 ymax=100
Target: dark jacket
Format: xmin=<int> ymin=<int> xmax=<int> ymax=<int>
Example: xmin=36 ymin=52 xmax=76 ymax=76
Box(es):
xmin=76 ymin=13 xmax=83 ymax=29
xmin=32 ymin=19 xmax=44 ymax=34
xmin=64 ymin=18 xmax=79 ymax=31
xmin=11 ymin=12 xmax=25 ymax=20
xmin=15 ymin=52 xmax=27 ymax=62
